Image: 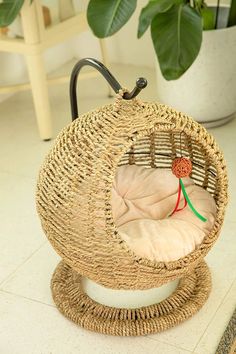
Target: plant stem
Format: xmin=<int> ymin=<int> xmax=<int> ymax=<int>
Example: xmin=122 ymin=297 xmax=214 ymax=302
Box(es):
xmin=215 ymin=0 xmax=220 ymax=29
xmin=228 ymin=0 xmax=236 ymax=26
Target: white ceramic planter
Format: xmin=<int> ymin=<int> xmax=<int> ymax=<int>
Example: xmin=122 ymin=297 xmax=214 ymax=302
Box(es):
xmin=156 ymin=23 xmax=236 ymax=127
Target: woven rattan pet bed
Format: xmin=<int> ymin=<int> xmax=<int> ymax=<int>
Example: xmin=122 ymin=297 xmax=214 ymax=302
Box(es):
xmin=36 ymin=58 xmax=228 ymax=336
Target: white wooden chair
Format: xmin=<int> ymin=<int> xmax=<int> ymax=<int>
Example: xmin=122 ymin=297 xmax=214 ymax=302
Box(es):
xmin=0 ymin=0 xmax=110 ymax=140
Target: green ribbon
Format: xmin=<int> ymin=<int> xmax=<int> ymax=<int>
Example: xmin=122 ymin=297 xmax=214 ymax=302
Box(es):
xmin=179 ymin=178 xmax=207 ymax=222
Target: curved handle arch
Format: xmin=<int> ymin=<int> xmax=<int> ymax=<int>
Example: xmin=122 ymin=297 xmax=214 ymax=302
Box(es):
xmin=70 ymin=58 xmax=147 ymax=121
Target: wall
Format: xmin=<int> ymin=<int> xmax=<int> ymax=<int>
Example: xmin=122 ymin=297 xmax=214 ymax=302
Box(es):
xmin=0 ymin=0 xmax=155 ymax=88
xmin=0 ymin=0 xmax=230 ymax=92
xmin=73 ymin=0 xmax=155 ymax=68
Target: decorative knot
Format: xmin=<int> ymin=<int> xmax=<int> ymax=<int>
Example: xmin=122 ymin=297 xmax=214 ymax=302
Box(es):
xmin=172 ymin=157 xmax=192 ymax=178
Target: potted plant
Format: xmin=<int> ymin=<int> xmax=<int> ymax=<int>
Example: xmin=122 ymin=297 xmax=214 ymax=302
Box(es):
xmin=87 ymin=0 xmax=236 ymax=127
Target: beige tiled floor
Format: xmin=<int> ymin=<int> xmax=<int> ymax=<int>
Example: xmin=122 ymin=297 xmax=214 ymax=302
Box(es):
xmin=0 ymin=62 xmax=235 ymax=354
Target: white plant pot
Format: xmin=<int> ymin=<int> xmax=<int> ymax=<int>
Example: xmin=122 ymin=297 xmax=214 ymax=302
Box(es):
xmin=156 ymin=22 xmax=236 ymax=127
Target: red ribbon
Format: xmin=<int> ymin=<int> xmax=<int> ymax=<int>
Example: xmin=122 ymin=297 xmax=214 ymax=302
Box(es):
xmin=171 ymin=180 xmax=187 ymax=216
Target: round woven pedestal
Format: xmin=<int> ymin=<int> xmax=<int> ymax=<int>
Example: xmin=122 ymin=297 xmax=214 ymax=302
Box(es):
xmin=51 ymin=260 xmax=211 ymax=336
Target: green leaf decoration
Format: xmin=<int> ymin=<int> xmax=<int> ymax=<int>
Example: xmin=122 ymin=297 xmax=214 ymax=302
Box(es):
xmin=179 ymin=178 xmax=207 ymax=222
xmin=0 ymin=0 xmax=24 ymax=27
xmin=87 ymin=0 xmax=137 ymax=38
xmin=138 ymin=0 xmax=176 ymax=38
xmin=151 ymin=4 xmax=203 ymax=80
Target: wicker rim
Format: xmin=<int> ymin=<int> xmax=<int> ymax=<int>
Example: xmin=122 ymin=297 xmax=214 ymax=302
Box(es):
xmin=51 ymin=260 xmax=211 ymax=336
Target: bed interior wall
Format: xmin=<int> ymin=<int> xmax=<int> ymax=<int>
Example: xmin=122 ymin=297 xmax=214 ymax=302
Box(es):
xmin=117 ymin=131 xmax=217 ymax=199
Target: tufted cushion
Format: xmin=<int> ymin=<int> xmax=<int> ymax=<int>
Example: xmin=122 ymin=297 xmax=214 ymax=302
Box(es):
xmin=112 ymin=165 xmax=216 ymax=262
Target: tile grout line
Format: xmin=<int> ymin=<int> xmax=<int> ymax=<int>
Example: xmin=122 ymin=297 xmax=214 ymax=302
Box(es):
xmin=0 ymin=240 xmax=46 ymax=288
xmin=193 ymin=277 xmax=236 ymax=352
xmin=0 ymin=289 xmax=56 ymax=308
xmin=146 ymin=335 xmax=193 ymax=352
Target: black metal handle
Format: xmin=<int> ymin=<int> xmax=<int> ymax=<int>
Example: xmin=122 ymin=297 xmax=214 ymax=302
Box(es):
xmin=69 ymin=58 xmax=148 ymax=121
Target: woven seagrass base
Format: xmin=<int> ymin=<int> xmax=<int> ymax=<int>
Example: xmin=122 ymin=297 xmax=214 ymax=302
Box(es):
xmin=51 ymin=260 xmax=211 ymax=336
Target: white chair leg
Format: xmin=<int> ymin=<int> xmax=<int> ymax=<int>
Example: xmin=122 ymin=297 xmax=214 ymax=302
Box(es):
xmin=26 ymin=53 xmax=53 ymax=140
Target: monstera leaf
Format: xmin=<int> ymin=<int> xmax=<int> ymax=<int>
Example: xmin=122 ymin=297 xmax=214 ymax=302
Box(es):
xmin=0 ymin=0 xmax=24 ymax=27
xmin=87 ymin=0 xmax=137 ymax=38
xmin=151 ymin=4 xmax=202 ymax=80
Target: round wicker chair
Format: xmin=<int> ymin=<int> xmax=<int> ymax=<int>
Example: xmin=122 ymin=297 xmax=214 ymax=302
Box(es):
xmin=36 ymin=59 xmax=228 ymax=336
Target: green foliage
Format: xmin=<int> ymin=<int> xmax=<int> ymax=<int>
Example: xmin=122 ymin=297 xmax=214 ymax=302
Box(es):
xmin=87 ymin=0 xmax=137 ymax=38
xmin=0 ymin=0 xmax=24 ymax=27
xmin=151 ymin=4 xmax=202 ymax=80
xmin=0 ymin=0 xmax=235 ymax=80
xmin=87 ymin=0 xmax=236 ymax=80
xmin=138 ymin=0 xmax=176 ymax=38
xmin=228 ymin=0 xmax=236 ymax=26
xmin=201 ymin=7 xmax=215 ymax=29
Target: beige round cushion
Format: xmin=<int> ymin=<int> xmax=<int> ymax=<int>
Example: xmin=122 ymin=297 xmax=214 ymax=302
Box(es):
xmin=112 ymin=165 xmax=216 ymax=262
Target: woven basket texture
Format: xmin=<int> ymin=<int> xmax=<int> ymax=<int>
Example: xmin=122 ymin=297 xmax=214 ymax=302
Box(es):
xmin=36 ymin=97 xmax=228 ymax=290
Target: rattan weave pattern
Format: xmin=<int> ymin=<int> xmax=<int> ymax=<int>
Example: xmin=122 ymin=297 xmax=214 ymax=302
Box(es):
xmin=36 ymin=97 xmax=228 ymax=290
xmin=51 ymin=260 xmax=211 ymax=336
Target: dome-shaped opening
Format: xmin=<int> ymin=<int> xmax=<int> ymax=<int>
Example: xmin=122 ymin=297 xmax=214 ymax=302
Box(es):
xmin=110 ymin=130 xmax=219 ymax=264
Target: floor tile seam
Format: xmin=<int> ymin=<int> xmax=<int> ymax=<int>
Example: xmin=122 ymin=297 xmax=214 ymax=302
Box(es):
xmin=0 ymin=288 xmax=56 ymax=308
xmin=0 ymin=241 xmax=46 ymax=287
xmin=193 ymin=278 xmax=236 ymax=352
